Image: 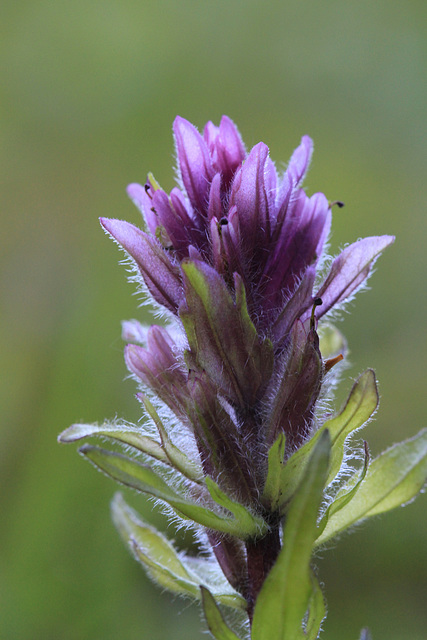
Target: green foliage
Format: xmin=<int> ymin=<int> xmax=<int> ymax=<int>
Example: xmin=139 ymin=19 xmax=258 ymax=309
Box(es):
xmin=316 ymin=428 xmax=427 ymax=546
xmin=80 ymin=444 xmax=267 ymax=537
xmin=261 ymin=433 xmax=286 ymax=510
xmin=251 ymin=431 xmax=331 ymax=640
xmin=59 ymin=421 xmax=170 ymax=464
xmin=112 ymin=494 xmax=246 ymax=609
xmin=201 ymin=587 xmax=243 ymax=640
xmin=140 ymin=395 xmax=204 ymax=483
xmin=278 ymin=369 xmax=378 ymax=509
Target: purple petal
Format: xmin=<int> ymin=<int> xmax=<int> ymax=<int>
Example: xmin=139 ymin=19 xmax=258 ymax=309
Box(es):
xmin=203 ymin=116 xmax=246 ymax=190
xmin=262 ymin=192 xmax=331 ymax=308
xmin=151 ymin=190 xmax=191 ymax=257
xmin=220 ymin=206 xmax=249 ymax=284
xmin=207 ymin=173 xmax=222 ymax=222
xmin=173 ymin=116 xmax=214 ymax=217
xmin=126 ymin=182 xmax=159 ymax=235
xmin=264 ymin=156 xmax=278 ymax=215
xmin=203 ymin=120 xmax=219 ymax=150
xmin=187 ymin=245 xmax=204 ymax=261
xmin=316 ymin=235 xmax=395 ymax=316
xmin=272 ymin=136 xmax=313 ymax=241
xmin=287 ymin=135 xmax=313 ymax=187
xmin=100 ymin=217 xmax=182 ymax=313
xmin=271 ymin=266 xmax=316 ymax=346
xmin=169 ymin=187 xmax=208 ymax=254
xmin=229 ymin=142 xmax=270 ymax=252
xmin=125 ymin=326 xmax=189 ymax=417
xmin=121 ymin=319 xmax=147 ymax=344
xmin=215 ymin=115 xmax=246 ymax=187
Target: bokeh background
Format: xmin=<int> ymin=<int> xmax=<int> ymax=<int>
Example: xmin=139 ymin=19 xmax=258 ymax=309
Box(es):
xmin=1 ymin=1 xmax=426 ymax=638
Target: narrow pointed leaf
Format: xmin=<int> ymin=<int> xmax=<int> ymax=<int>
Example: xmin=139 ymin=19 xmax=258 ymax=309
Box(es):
xmin=80 ymin=445 xmax=264 ymax=537
xmin=59 ymin=422 xmax=168 ymax=464
xmin=278 ymin=370 xmax=378 ymax=509
xmin=316 ymin=429 xmax=427 ymax=546
xmin=261 ymin=433 xmax=286 ymax=510
xmin=295 ymin=572 xmax=326 ymax=640
xmin=141 ymin=395 xmax=204 ymax=483
xmin=317 ymin=441 xmax=369 ymax=538
xmin=252 ymin=431 xmax=331 ymax=640
xmin=205 ymin=477 xmax=267 ymax=537
xmin=112 ymin=495 xmax=245 ymax=608
xmin=201 ymin=587 xmax=243 ymax=640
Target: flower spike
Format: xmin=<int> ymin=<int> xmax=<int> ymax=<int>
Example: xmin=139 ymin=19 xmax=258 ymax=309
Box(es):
xmin=59 ymin=115 xmax=425 ymax=640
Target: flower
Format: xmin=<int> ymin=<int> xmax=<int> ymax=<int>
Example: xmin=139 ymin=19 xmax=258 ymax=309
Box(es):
xmin=100 ymin=116 xmax=393 ymax=464
xmin=61 ymin=116 xmax=427 ymax=638
xmin=101 ymin=116 xmax=392 ymax=326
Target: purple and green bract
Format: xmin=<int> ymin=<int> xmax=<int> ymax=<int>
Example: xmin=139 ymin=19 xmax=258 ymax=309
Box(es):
xmin=60 ymin=116 xmax=427 ymax=640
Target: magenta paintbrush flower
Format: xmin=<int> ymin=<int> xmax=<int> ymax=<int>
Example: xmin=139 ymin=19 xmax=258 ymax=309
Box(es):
xmin=61 ymin=116 xmax=427 ymax=640
xmin=100 ymin=116 xmax=393 ymax=457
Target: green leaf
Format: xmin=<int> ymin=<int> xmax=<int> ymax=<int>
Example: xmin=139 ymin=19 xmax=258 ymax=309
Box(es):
xmin=316 ymin=429 xmax=427 ymax=546
xmin=205 ymin=477 xmax=267 ymax=537
xmin=201 ymin=587 xmax=243 ymax=640
xmin=278 ymin=370 xmax=378 ymax=510
xmin=251 ymin=431 xmax=331 ymax=640
xmin=295 ymin=572 xmax=326 ymax=640
xmin=80 ymin=444 xmax=265 ymax=538
xmin=261 ymin=433 xmax=286 ymax=510
xmin=112 ymin=494 xmax=246 ymax=609
xmin=58 ymin=421 xmax=168 ymax=463
xmin=141 ymin=395 xmax=204 ymax=483
xmin=317 ymin=441 xmax=369 ymax=538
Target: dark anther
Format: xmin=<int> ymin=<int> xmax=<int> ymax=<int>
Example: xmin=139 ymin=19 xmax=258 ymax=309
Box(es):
xmin=330 ymin=200 xmax=345 ymax=209
xmin=144 ymin=183 xmax=153 ymax=199
xmin=219 ymin=217 xmax=228 ymax=225
xmin=310 ymin=297 xmax=323 ymax=330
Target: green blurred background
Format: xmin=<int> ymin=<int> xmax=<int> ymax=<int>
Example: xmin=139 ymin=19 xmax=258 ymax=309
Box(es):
xmin=1 ymin=1 xmax=426 ymax=638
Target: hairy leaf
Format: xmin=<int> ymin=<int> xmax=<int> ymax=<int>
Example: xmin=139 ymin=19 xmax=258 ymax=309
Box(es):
xmin=316 ymin=429 xmax=427 ymax=546
xmin=201 ymin=587 xmax=243 ymax=640
xmin=80 ymin=445 xmax=265 ymax=538
xmin=112 ymin=495 xmax=246 ymax=608
xmin=278 ymin=370 xmax=377 ymax=509
xmin=252 ymin=431 xmax=330 ymax=640
xmin=59 ymin=422 xmax=168 ymax=464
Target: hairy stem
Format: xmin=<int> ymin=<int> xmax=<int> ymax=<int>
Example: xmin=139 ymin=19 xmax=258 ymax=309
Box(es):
xmin=245 ymin=513 xmax=282 ymax=623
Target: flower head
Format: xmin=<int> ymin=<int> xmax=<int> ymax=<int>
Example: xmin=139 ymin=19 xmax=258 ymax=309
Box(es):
xmin=100 ymin=116 xmax=393 ymax=467
xmin=101 ymin=117 xmax=392 ymax=330
xmin=61 ymin=117 xmax=427 ymax=638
